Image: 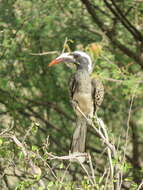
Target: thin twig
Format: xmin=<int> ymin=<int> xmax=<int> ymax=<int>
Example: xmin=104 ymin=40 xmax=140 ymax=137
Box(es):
xmin=59 ymin=163 xmax=71 ymax=190
xmin=136 ymin=180 xmax=143 ymax=190
xmin=104 ymin=168 xmax=111 ymax=190
xmin=38 ymin=154 xmax=58 ymax=180
xmin=120 ymin=74 xmax=143 ymax=188
xmin=11 ymin=135 xmax=28 ymax=157
xmin=99 ymin=168 xmax=107 ymax=184
xmin=22 ymin=122 xmax=35 ymax=143
xmin=11 ymin=135 xmax=45 ymax=187
xmin=88 ymin=153 xmax=96 ymax=185
xmin=97 ymin=118 xmax=114 ymax=178
xmin=29 ymin=51 xmax=59 ymax=55
xmin=79 ymin=161 xmax=94 ymax=185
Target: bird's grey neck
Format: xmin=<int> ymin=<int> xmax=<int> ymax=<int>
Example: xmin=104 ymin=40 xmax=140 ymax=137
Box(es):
xmin=77 ymin=64 xmax=89 ymax=72
xmin=76 ymin=58 xmax=91 ymax=73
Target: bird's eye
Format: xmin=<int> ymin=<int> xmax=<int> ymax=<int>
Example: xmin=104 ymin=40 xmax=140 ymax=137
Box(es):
xmin=73 ymin=53 xmax=80 ymax=59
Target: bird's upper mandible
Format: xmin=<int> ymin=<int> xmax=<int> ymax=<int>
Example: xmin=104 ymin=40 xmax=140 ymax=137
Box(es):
xmin=49 ymin=51 xmax=93 ymax=74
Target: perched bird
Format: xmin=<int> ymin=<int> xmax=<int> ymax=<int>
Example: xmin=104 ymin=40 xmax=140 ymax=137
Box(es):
xmin=49 ymin=51 xmax=104 ymax=162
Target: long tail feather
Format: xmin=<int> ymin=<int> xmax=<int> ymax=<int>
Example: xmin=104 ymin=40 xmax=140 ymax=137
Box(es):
xmin=71 ymin=116 xmax=87 ymax=153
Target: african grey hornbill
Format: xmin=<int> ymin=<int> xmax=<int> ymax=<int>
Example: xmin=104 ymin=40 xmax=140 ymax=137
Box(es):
xmin=49 ymin=51 xmax=104 ymax=158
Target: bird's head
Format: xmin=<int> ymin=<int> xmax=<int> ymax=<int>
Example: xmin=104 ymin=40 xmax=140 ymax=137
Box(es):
xmin=49 ymin=51 xmax=92 ymax=74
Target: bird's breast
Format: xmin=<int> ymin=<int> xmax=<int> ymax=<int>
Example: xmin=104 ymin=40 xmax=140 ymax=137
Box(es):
xmin=72 ymin=70 xmax=93 ymax=117
xmin=73 ymin=92 xmax=93 ymax=117
xmin=75 ymin=71 xmax=92 ymax=93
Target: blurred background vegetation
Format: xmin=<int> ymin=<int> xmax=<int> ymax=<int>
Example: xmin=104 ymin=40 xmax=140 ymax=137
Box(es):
xmin=0 ymin=0 xmax=143 ymax=189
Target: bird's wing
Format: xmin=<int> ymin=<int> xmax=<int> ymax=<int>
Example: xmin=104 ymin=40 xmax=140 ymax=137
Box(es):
xmin=91 ymin=77 xmax=104 ymax=114
xmin=69 ymin=74 xmax=79 ymax=111
xmin=69 ymin=74 xmax=77 ymax=100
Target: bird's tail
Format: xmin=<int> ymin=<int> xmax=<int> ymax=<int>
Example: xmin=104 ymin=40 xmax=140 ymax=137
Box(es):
xmin=71 ymin=116 xmax=87 ymax=153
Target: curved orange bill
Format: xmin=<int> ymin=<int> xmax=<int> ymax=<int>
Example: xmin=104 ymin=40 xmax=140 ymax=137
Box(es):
xmin=48 ymin=58 xmax=64 ymax=67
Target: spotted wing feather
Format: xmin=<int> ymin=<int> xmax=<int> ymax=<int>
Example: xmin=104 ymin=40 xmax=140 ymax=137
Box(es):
xmin=91 ymin=78 xmax=104 ymax=114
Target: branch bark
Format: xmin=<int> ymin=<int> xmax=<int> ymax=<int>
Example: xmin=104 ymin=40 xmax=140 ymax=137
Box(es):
xmin=104 ymin=0 xmax=143 ymax=41
xmin=130 ymin=120 xmax=142 ymax=184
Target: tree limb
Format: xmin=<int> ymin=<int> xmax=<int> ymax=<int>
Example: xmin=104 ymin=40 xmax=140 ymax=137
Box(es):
xmin=80 ymin=0 xmax=143 ymax=69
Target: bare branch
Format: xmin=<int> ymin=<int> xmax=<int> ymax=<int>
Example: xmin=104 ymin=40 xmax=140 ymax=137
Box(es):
xmin=11 ymin=135 xmax=28 ymax=157
xmin=104 ymin=0 xmax=143 ymax=41
xmin=29 ymin=51 xmax=59 ymax=56
xmin=137 ymin=180 xmax=143 ymax=190
xmin=46 ymin=152 xmax=87 ymax=161
xmin=110 ymin=0 xmax=143 ymax=41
